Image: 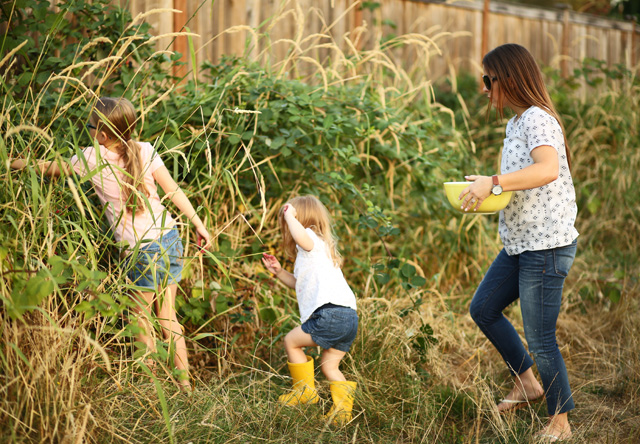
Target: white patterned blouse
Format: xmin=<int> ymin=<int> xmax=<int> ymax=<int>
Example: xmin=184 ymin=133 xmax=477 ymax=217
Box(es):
xmin=499 ymin=106 xmax=579 ymax=255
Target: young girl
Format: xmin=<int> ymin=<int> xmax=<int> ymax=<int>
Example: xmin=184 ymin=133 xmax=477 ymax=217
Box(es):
xmin=11 ymin=96 xmax=210 ymax=391
xmin=460 ymin=44 xmax=578 ymax=442
xmin=262 ymin=195 xmax=358 ymax=425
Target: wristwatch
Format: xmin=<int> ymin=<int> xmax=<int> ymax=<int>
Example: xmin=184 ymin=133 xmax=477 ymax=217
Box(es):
xmin=491 ymin=175 xmax=503 ymax=196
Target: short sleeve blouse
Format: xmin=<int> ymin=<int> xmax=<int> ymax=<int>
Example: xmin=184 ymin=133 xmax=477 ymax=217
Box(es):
xmin=293 ymin=229 xmax=357 ymax=323
xmin=499 ymin=106 xmax=579 ymax=255
xmin=70 ymin=142 xmax=175 ymax=248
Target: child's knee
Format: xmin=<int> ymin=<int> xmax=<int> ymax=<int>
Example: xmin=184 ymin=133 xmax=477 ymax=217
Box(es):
xmin=283 ymin=332 xmax=296 ymax=351
xmin=162 ymin=319 xmax=184 ymax=338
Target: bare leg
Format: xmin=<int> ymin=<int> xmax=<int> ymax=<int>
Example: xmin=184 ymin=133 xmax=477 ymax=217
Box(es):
xmin=320 ymin=348 xmax=347 ymax=381
xmin=320 ymin=348 xmax=355 ymax=425
xmin=497 ymin=367 xmax=545 ymax=412
xmin=283 ymin=326 xmax=317 ymax=363
xmin=278 ymin=327 xmax=319 ymax=405
xmin=283 ymin=328 xmax=348 ymax=380
xmin=538 ymin=413 xmax=572 ymax=441
xmin=130 ymin=290 xmax=158 ymax=365
xmin=157 ymin=283 xmax=190 ymax=390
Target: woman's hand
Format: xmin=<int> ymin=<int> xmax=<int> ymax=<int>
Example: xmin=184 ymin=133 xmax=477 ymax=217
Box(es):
xmin=458 ymin=147 xmax=559 ymax=212
xmin=262 ymin=253 xmax=283 ymax=275
xmin=459 ymin=175 xmax=493 ymax=212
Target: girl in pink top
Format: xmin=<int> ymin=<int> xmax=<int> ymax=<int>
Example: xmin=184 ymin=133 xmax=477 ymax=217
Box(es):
xmin=11 ymin=97 xmax=210 ymax=391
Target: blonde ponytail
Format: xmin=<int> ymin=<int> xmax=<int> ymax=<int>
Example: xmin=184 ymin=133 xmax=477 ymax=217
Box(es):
xmin=90 ymin=97 xmax=149 ymax=214
xmin=120 ymin=139 xmax=149 ymax=214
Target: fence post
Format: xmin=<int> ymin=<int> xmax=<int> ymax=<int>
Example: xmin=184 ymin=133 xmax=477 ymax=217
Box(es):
xmin=559 ymin=3 xmax=570 ymax=78
xmin=482 ymin=0 xmax=489 ymax=58
xmin=354 ymin=0 xmax=363 ymax=51
xmin=632 ymin=17 xmax=638 ymax=69
xmin=173 ymin=0 xmax=188 ymax=80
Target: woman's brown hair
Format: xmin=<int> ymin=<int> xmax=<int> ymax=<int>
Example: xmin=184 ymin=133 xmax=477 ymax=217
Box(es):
xmin=483 ymin=43 xmax=572 ymax=170
xmin=90 ymin=97 xmax=149 ymax=214
xmin=278 ymin=195 xmax=343 ymax=267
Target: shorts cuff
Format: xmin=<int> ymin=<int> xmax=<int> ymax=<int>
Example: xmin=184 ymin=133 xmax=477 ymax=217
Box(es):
xmin=301 ymin=323 xmax=332 ymax=350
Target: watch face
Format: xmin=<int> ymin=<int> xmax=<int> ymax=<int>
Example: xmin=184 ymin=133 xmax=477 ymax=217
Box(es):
xmin=492 ymin=185 xmax=503 ymax=196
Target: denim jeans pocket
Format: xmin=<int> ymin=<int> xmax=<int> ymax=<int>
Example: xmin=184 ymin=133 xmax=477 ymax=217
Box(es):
xmin=552 ymin=240 xmax=577 ymax=277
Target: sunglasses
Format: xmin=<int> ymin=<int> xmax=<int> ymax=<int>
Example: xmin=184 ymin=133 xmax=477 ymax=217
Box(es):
xmin=86 ymin=123 xmax=97 ymax=130
xmin=482 ymin=75 xmax=498 ymax=90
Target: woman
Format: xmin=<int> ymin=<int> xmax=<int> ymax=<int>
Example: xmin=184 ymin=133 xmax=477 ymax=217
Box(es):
xmin=460 ymin=44 xmax=579 ymax=442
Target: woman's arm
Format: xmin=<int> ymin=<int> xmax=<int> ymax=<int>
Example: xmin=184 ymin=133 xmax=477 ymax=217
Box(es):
xmin=153 ymin=166 xmax=211 ymax=248
xmin=283 ymin=204 xmax=314 ymax=252
xmin=460 ymin=145 xmax=559 ymax=211
xmin=10 ymin=158 xmax=69 ymax=177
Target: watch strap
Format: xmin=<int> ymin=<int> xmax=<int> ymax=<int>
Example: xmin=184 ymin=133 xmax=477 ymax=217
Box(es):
xmin=492 ymin=175 xmax=500 ymax=186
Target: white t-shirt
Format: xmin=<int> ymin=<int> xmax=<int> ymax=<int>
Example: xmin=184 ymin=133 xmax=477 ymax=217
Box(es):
xmin=71 ymin=142 xmax=176 ymax=249
xmin=499 ymin=106 xmax=579 ymax=255
xmin=293 ymin=228 xmax=357 ymax=323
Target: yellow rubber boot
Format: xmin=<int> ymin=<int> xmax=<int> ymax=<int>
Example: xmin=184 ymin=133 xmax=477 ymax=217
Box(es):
xmin=278 ymin=356 xmax=319 ymax=406
xmin=325 ymin=381 xmax=357 ymax=425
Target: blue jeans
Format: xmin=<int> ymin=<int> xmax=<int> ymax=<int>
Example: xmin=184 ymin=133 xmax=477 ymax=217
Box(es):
xmin=469 ymin=239 xmax=578 ymax=415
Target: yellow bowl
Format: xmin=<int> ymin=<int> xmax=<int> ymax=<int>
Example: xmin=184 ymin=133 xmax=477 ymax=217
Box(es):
xmin=443 ymin=182 xmax=513 ymax=214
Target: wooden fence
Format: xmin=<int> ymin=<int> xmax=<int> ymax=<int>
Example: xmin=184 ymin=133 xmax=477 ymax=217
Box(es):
xmin=119 ymin=0 xmax=639 ymax=80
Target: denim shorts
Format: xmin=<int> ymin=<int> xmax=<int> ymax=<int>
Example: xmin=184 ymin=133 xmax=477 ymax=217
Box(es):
xmin=301 ymin=303 xmax=358 ymax=352
xmin=126 ymin=228 xmax=184 ymax=290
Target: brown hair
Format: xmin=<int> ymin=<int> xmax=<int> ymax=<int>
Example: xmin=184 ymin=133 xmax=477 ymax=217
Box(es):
xmin=90 ymin=97 xmax=149 ymax=214
xmin=278 ymin=195 xmax=343 ymax=267
xmin=483 ymin=43 xmax=572 ymax=170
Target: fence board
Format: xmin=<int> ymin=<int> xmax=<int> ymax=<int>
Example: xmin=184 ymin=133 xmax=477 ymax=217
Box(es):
xmin=101 ymin=0 xmax=639 ymax=80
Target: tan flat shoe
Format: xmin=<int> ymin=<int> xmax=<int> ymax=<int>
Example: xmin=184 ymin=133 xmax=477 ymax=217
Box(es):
xmin=497 ymin=395 xmax=544 ymax=414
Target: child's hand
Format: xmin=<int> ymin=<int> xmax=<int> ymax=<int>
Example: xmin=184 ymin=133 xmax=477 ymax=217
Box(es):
xmin=283 ymin=203 xmax=297 ymax=219
xmin=261 ymin=253 xmax=282 ymax=275
xmin=196 ymin=227 xmax=211 ymax=253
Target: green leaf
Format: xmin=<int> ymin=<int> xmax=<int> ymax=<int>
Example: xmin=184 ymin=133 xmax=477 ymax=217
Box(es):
xmin=385 ymin=259 xmax=398 ymax=269
xmin=0 ymin=246 xmax=8 ymax=262
xmin=323 ymin=115 xmax=334 ymax=129
xmin=375 ymin=272 xmax=390 ymax=285
xmin=259 ymin=307 xmax=278 ymax=323
xmin=401 ymin=263 xmax=416 ymax=278
xmin=191 ymin=332 xmax=216 ymax=341
xmin=587 ymin=197 xmax=601 ymax=214
xmin=270 ymin=136 xmax=285 ymax=149
xmin=410 ymin=275 xmax=427 ymax=287
xmin=75 ymin=301 xmax=95 ymax=314
xmin=10 ymin=271 xmax=54 ymax=318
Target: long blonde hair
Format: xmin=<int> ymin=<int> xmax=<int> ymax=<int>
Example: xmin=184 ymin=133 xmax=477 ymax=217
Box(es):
xmin=90 ymin=97 xmax=149 ymax=214
xmin=483 ymin=43 xmax=572 ymax=170
xmin=278 ymin=195 xmax=343 ymax=267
